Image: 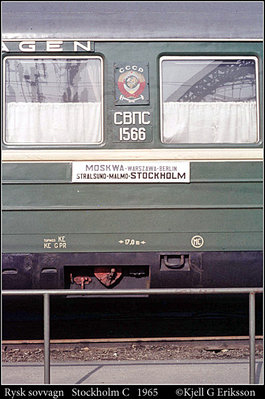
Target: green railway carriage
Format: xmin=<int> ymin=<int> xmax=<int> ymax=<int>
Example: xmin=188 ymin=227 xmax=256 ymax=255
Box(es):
xmin=1 ymin=1 xmax=263 ymax=292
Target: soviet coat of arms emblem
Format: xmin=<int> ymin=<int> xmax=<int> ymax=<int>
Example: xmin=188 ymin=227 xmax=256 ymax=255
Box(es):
xmin=115 ymin=63 xmax=149 ymax=105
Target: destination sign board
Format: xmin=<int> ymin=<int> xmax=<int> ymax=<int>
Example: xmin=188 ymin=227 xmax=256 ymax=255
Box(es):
xmin=72 ymin=161 xmax=190 ymax=183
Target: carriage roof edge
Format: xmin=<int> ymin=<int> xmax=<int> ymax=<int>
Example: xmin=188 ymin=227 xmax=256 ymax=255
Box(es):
xmin=1 ymin=1 xmax=264 ymax=40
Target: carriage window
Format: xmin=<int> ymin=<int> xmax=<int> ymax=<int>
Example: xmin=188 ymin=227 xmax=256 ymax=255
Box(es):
xmin=160 ymin=57 xmax=258 ymax=144
xmin=4 ymin=57 xmax=103 ymax=145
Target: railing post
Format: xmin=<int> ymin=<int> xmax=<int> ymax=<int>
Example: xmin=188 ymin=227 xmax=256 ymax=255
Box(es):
xmin=249 ymin=292 xmax=256 ymax=384
xmin=44 ymin=293 xmax=50 ymax=384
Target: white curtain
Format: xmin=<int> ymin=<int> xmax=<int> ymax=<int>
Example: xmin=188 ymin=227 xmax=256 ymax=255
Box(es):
xmin=162 ymin=102 xmax=257 ymax=143
xmin=6 ymin=102 xmax=102 ymax=144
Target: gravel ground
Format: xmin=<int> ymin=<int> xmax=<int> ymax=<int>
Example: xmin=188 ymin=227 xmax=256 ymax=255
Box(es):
xmin=2 ymin=342 xmax=263 ymax=363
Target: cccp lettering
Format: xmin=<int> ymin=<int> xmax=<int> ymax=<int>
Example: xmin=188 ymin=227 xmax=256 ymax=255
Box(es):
xmin=119 ymin=65 xmax=144 ymax=73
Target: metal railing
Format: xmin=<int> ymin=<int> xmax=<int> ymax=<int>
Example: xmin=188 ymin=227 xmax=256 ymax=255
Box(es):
xmin=2 ymin=287 xmax=263 ymax=385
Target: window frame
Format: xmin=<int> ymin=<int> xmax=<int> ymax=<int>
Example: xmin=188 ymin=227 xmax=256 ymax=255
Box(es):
xmin=3 ymin=55 xmax=104 ymax=147
xmin=159 ymin=55 xmax=260 ymax=145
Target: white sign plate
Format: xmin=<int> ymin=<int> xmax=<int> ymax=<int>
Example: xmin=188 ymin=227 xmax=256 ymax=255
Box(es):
xmin=72 ymin=161 xmax=190 ymax=183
